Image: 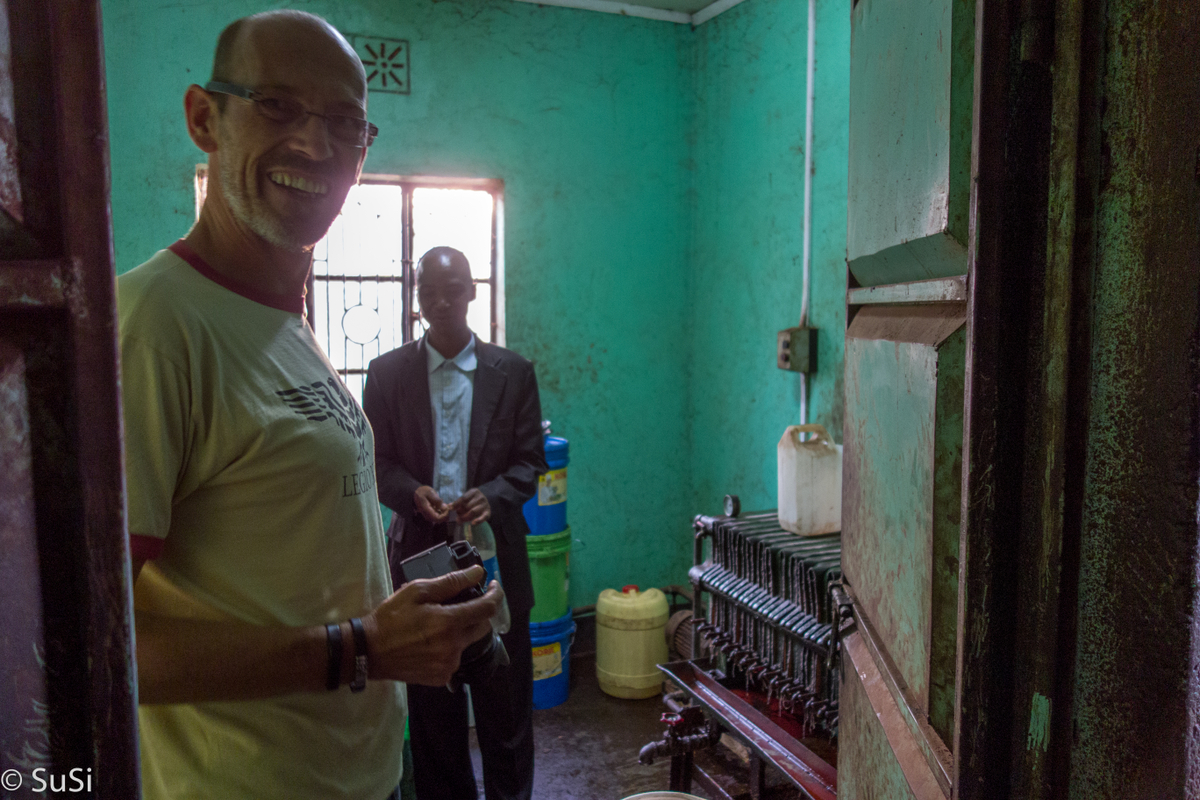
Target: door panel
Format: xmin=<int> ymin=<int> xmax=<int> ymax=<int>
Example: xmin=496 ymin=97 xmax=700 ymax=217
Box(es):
xmin=0 ymin=342 xmax=49 ymax=781
xmin=846 ymin=0 xmax=975 ymax=286
xmin=843 ymin=332 xmax=941 ymax=710
xmin=843 ymin=309 xmax=965 ymax=732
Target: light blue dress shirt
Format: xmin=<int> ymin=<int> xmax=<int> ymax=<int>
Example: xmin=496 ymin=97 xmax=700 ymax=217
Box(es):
xmin=426 ymin=334 xmax=476 ymax=505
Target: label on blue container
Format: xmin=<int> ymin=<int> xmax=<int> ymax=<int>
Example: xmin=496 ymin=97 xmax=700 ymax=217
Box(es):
xmin=532 ymin=641 xmax=563 ymax=680
xmin=538 ymin=468 xmax=567 ymax=505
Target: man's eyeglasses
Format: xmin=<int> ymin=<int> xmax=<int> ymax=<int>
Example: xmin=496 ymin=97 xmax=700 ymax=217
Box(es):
xmin=204 ymin=81 xmax=378 ymax=148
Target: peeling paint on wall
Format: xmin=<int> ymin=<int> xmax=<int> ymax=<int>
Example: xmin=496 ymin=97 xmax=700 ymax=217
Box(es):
xmin=1027 ymin=692 xmax=1050 ymax=753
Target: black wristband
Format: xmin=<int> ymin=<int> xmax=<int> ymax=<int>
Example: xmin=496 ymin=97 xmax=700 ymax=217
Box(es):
xmin=349 ymin=617 xmax=368 ymax=693
xmin=325 ymin=622 xmax=343 ymax=691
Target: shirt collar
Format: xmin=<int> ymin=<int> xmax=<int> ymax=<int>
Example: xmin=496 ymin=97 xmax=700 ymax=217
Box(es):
xmin=426 ymin=333 xmax=477 ymax=374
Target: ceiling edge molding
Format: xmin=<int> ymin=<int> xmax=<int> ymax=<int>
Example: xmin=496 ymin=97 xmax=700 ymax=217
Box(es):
xmin=511 ymin=0 xmax=751 ymax=25
xmin=691 ymin=0 xmax=750 ymax=25
xmin=511 ymin=0 xmax=692 ymax=25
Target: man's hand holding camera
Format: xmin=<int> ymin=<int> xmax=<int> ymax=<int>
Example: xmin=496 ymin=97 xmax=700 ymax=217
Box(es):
xmin=364 ymin=565 xmax=503 ymax=687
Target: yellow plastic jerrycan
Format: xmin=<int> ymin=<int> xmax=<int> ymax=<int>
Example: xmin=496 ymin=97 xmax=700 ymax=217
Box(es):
xmin=595 ymin=585 xmax=669 ymax=699
xmin=777 ymin=424 xmax=843 ymax=535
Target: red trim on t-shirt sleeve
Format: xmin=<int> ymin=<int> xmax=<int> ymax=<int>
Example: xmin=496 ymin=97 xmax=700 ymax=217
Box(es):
xmin=168 ymin=240 xmax=306 ymax=314
xmin=129 ymin=534 xmax=165 ymax=561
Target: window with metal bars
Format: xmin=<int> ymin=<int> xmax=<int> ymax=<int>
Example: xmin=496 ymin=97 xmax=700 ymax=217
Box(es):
xmin=194 ymin=167 xmax=503 ymax=401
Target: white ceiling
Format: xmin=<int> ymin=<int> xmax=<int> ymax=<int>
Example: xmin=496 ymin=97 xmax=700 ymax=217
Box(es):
xmin=512 ymin=0 xmax=750 ymax=26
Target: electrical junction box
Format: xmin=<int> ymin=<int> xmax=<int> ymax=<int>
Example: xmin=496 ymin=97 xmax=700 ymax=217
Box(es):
xmin=777 ymin=327 xmax=818 ymax=374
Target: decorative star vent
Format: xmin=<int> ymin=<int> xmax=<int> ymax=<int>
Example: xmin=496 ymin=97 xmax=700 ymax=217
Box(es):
xmin=351 ymin=35 xmax=410 ymax=95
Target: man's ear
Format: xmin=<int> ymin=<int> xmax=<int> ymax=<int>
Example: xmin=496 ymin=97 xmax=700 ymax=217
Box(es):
xmin=184 ymin=84 xmax=220 ymax=154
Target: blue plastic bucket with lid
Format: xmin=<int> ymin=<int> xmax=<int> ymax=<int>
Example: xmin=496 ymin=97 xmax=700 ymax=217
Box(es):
xmin=524 ymin=436 xmax=569 ymax=535
xmin=530 ymin=608 xmax=575 ymax=710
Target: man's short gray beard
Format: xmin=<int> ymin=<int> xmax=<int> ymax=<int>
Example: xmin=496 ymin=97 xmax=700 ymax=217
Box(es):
xmin=219 ymin=159 xmax=311 ymax=253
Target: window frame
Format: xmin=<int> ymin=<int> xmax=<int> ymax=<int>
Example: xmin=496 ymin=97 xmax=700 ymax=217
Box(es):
xmin=339 ymin=173 xmax=504 ymax=345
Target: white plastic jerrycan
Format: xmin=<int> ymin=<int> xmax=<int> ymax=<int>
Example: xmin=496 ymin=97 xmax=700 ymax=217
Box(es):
xmin=777 ymin=424 xmax=843 ymax=535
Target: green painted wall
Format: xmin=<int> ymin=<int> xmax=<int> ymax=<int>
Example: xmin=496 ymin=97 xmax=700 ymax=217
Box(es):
xmin=689 ymin=0 xmax=849 ymax=515
xmin=101 ymin=0 xmax=850 ymax=607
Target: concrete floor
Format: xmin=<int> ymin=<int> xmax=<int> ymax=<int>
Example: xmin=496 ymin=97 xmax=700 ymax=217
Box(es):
xmin=450 ymin=615 xmax=820 ymax=800
xmin=467 ymin=647 xmax=687 ymax=800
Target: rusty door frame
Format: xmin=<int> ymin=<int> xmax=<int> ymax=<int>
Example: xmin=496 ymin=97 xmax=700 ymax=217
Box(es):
xmin=954 ymin=0 xmax=1094 ymax=796
xmin=956 ymin=0 xmax=1041 ymax=792
xmin=56 ymin=4 xmax=140 ymax=792
xmin=0 ymin=0 xmax=139 ymax=794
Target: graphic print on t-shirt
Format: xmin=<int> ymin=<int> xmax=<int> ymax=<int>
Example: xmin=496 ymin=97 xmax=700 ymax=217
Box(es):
xmin=276 ymin=377 xmax=372 ymax=467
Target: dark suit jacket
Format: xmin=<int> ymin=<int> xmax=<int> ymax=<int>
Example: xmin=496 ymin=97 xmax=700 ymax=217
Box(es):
xmin=363 ymin=337 xmax=547 ymax=615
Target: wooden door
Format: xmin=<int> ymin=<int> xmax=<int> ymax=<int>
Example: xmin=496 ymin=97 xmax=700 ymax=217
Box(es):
xmin=0 ymin=0 xmax=138 ymax=796
xmin=834 ymin=0 xmax=974 ymax=797
xmin=836 ymin=0 xmax=1200 ymax=796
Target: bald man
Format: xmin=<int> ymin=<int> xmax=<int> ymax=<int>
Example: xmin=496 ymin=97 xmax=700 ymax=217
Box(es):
xmin=117 ymin=12 xmax=501 ymax=800
xmin=364 ymin=248 xmax=547 ymax=800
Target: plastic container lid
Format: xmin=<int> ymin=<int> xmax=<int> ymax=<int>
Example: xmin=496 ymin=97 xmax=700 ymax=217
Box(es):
xmin=597 ymin=587 xmax=669 ymax=628
xmin=544 ymin=435 xmax=569 ymax=461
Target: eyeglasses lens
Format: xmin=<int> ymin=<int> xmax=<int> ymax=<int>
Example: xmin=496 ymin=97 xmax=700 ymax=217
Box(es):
xmin=329 ymin=118 xmax=370 ymax=147
xmin=255 ymin=96 xmax=303 ymax=124
xmin=254 ymin=95 xmax=372 ymax=148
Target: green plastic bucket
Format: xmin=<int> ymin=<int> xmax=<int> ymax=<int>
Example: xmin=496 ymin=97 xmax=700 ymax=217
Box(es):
xmin=527 ymin=528 xmax=571 ymax=623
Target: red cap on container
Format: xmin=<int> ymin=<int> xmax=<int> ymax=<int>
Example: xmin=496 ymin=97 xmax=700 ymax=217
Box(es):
xmin=622 ymin=584 xmax=639 ymax=594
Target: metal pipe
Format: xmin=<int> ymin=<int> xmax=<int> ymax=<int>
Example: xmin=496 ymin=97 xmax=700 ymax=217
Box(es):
xmin=800 ymin=0 xmax=815 ymax=329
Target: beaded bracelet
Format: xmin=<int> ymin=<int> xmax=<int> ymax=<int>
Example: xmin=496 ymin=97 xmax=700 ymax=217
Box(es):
xmin=349 ymin=617 xmax=368 ymax=693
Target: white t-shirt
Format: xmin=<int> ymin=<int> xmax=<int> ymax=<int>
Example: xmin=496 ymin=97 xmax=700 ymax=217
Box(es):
xmin=119 ymin=242 xmax=404 ymax=800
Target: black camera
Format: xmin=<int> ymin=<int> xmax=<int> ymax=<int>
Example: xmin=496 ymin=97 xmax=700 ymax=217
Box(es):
xmin=398 ymin=540 xmax=509 ymax=690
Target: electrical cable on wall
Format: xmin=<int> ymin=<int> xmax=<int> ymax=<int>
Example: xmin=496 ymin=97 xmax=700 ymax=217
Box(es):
xmin=798 ymin=0 xmax=816 ymax=426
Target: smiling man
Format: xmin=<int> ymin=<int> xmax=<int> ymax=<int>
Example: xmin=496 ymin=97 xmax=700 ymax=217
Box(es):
xmin=117 ymin=11 xmax=502 ymax=800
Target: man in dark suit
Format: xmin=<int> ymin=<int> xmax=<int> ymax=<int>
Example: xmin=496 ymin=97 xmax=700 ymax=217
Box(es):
xmin=363 ymin=246 xmax=547 ymax=800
